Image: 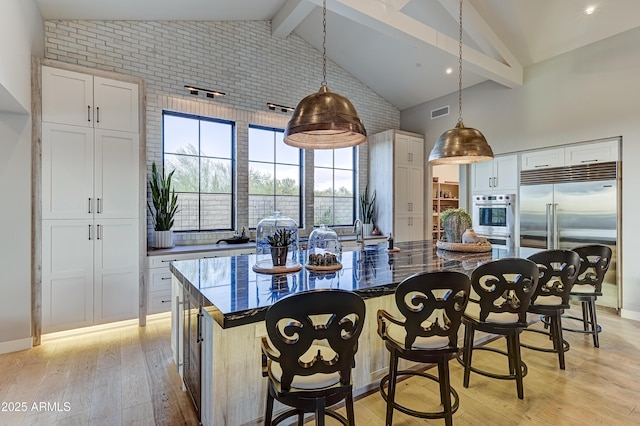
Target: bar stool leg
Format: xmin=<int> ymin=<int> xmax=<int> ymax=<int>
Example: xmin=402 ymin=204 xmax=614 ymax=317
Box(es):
xmin=297 ymin=410 xmax=304 ymax=426
xmin=315 ymin=398 xmax=325 ymax=426
xmin=581 ymin=302 xmax=590 ymax=332
xmin=462 ymin=324 xmax=474 ymax=388
xmin=552 ymin=315 xmax=566 ymax=370
xmin=438 ymin=359 xmax=454 ymax=426
xmin=385 ymin=351 xmax=399 ymax=426
xmin=589 ymin=300 xmax=600 ymax=348
xmin=264 ymin=391 xmax=274 ymax=425
xmin=509 ymin=332 xmax=525 ymax=400
xmin=345 ymin=393 xmax=356 ymax=426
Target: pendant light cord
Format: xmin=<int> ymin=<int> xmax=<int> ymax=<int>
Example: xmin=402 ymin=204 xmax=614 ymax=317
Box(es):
xmin=322 ymin=0 xmax=327 ymax=87
xmin=458 ymin=0 xmax=463 ymax=124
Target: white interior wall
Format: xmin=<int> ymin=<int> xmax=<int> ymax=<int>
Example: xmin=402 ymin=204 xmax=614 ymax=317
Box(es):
xmin=401 ymin=26 xmax=640 ymax=319
xmin=0 ymin=0 xmax=43 ymax=352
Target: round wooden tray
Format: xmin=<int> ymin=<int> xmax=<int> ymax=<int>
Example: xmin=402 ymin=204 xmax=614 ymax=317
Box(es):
xmin=436 ymin=240 xmax=492 ymax=252
xmin=252 ymin=263 xmax=303 ymax=274
xmin=305 ymin=263 xmax=343 ymax=272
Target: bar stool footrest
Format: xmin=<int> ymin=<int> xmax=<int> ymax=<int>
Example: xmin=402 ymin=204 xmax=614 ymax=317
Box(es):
xmin=520 ymin=328 xmax=570 ymax=354
xmin=379 ymin=370 xmax=459 ymax=420
xmin=558 ymin=314 xmax=602 ymax=333
xmin=455 ymin=346 xmax=528 ymax=381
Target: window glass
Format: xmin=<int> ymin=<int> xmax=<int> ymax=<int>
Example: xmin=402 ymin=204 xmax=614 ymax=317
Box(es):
xmin=313 ymin=148 xmax=356 ymax=226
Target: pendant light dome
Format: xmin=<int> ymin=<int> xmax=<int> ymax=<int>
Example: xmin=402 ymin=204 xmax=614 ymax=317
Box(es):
xmin=284 ymin=0 xmax=367 ymax=149
xmin=428 ymin=0 xmax=493 ymax=164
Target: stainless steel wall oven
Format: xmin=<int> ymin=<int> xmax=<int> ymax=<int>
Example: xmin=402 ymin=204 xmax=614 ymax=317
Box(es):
xmin=472 ymin=194 xmax=516 ymax=246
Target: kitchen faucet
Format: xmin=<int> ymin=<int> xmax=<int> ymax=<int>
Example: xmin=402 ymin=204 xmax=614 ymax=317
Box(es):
xmin=353 ymin=219 xmax=364 ymax=244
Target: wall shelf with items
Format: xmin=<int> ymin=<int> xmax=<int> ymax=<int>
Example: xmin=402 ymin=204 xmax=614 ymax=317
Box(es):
xmin=431 ymin=181 xmax=459 ymax=240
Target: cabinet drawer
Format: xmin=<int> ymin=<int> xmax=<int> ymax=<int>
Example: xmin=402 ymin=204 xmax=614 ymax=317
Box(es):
xmin=148 ymin=267 xmax=172 ymax=292
xmin=148 ymin=289 xmax=172 ymax=314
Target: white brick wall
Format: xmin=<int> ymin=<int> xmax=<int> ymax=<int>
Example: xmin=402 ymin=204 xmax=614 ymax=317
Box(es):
xmin=44 ymin=19 xmax=400 ymax=244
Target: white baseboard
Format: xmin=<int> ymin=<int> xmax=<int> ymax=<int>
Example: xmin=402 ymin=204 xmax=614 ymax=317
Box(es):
xmin=0 ymin=337 xmax=32 ymax=354
xmin=620 ymin=309 xmax=640 ymax=322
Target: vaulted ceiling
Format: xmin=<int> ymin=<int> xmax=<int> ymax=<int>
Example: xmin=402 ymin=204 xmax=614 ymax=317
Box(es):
xmin=35 ymin=0 xmax=640 ymax=110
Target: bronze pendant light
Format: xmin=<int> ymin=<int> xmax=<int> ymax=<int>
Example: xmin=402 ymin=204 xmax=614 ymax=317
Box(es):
xmin=428 ymin=0 xmax=493 ymax=164
xmin=284 ymin=0 xmax=367 ymax=149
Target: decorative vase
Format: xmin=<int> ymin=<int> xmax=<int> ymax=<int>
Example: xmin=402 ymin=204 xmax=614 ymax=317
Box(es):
xmin=363 ymin=223 xmax=373 ymax=236
xmin=462 ymin=228 xmax=479 ymax=244
xmin=154 ymin=230 xmax=173 ymax=248
xmin=270 ymin=246 xmax=288 ymax=267
xmin=443 ymin=215 xmax=467 ymax=243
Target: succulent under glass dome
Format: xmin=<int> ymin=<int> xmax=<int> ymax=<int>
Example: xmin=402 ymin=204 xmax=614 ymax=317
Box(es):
xmin=255 ymin=211 xmax=300 ymax=268
xmin=306 ymin=224 xmax=341 ymax=267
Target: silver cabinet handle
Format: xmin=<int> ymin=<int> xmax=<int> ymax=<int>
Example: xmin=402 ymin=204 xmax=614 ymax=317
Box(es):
xmin=96 ymin=224 xmax=102 ymax=240
xmin=161 ymin=277 xmax=172 ymax=280
xmin=581 ymin=159 xmax=597 ymax=163
xmin=88 ymin=197 xmax=92 ymax=214
xmin=97 ymin=198 xmax=102 ymax=214
xmin=493 ymin=176 xmax=497 ymax=188
xmin=88 ymin=224 xmax=92 ymax=240
xmin=488 ymin=177 xmax=492 ymax=188
xmin=535 ymin=164 xmax=549 ymax=168
xmin=161 ymin=299 xmax=171 ymax=304
xmin=96 ymin=106 xmax=100 ymax=123
xmin=88 ymin=105 xmax=91 ymax=122
xmin=161 ymin=259 xmax=178 ymax=263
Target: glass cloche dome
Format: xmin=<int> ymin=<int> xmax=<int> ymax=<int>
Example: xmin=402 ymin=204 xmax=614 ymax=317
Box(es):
xmin=306 ymin=224 xmax=341 ymax=268
xmin=255 ymin=211 xmax=300 ymax=268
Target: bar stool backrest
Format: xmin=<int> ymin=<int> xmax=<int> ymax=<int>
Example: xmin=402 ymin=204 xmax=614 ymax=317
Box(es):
xmin=470 ymin=258 xmax=539 ymax=324
xmin=264 ymin=289 xmax=365 ymax=391
xmin=527 ymin=249 xmax=581 ymax=306
xmin=394 ymin=271 xmax=471 ymax=348
xmin=572 ymin=245 xmax=613 ymax=293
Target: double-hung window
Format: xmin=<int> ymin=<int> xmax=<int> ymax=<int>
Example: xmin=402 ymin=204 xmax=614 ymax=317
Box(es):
xmin=162 ymin=112 xmax=234 ymax=231
xmin=248 ymin=126 xmax=302 ymax=228
xmin=313 ymin=148 xmax=356 ymax=226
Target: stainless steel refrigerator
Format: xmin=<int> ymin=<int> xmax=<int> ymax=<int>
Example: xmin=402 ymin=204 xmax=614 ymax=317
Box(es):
xmin=519 ymin=161 xmax=618 ymax=308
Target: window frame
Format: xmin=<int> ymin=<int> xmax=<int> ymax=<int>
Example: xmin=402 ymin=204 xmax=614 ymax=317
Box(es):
xmin=247 ymin=124 xmax=304 ymax=229
xmin=162 ymin=110 xmax=236 ymax=232
xmin=313 ymin=147 xmax=357 ymax=227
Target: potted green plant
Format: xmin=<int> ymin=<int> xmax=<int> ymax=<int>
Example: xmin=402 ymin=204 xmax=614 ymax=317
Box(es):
xmin=439 ymin=208 xmax=472 ymax=243
xmin=359 ymin=185 xmax=376 ymax=236
xmin=148 ymin=162 xmax=179 ymax=248
xmin=267 ymin=228 xmax=294 ymax=266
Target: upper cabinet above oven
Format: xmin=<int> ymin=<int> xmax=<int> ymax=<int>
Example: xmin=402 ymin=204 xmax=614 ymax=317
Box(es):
xmin=471 ymin=154 xmax=518 ymax=194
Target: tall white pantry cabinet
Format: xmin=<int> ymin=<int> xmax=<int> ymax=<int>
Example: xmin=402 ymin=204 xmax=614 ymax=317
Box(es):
xmin=41 ymin=65 xmax=140 ymax=333
xmin=368 ymin=130 xmax=425 ymax=242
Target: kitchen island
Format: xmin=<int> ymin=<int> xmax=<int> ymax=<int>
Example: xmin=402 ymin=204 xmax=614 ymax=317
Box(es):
xmin=170 ymin=240 xmax=509 ymax=425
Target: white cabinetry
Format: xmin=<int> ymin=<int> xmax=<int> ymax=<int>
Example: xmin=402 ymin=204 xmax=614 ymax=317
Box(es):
xmin=147 ymin=247 xmax=256 ymax=315
xmin=471 ymin=154 xmax=518 ymax=193
xmin=42 ymin=66 xmax=139 ymax=133
xmin=369 ymin=130 xmax=424 ymax=242
xmin=521 ymin=140 xmax=618 ymax=171
xmin=41 ymin=65 xmax=140 ymax=333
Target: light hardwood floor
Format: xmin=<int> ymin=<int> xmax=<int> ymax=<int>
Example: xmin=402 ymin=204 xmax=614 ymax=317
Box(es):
xmin=1 ymin=306 xmax=639 ymax=425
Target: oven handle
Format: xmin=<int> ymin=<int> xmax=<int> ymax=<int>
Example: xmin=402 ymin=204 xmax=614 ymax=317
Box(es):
xmin=473 ymin=202 xmax=513 ymax=207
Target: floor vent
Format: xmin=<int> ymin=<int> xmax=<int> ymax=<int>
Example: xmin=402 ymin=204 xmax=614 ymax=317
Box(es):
xmin=431 ymin=106 xmax=449 ymax=119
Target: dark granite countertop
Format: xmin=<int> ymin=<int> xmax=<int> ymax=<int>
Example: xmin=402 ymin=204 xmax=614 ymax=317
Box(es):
xmin=169 ymin=240 xmax=513 ymax=329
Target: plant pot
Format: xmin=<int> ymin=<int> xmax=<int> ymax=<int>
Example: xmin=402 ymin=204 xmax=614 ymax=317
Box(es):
xmin=154 ymin=230 xmax=174 ymax=248
xmin=270 ymin=246 xmax=288 ymax=267
xmin=363 ymin=223 xmax=373 ymax=236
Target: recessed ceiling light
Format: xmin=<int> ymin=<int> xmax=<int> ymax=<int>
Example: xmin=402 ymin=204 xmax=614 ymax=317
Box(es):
xmin=446 ymin=67 xmax=453 ymax=75
xmin=585 ymin=5 xmax=596 ymax=15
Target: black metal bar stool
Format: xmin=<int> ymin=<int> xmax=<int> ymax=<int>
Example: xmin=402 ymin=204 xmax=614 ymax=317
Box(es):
xmin=456 ymin=258 xmax=539 ymax=399
xmin=562 ymin=244 xmax=613 ymax=348
xmin=521 ymin=249 xmax=580 ymax=369
xmin=261 ymin=289 xmax=366 ymax=426
xmin=377 ymin=271 xmax=471 ymax=426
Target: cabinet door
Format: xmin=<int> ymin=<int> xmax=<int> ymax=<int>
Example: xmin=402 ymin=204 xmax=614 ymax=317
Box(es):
xmin=394 ymin=165 xmax=409 ymax=214
xmin=42 ymin=66 xmax=94 ymax=127
xmin=407 ymin=166 xmax=424 ymax=215
xmin=94 ymin=129 xmax=140 ymax=219
xmin=565 ymin=140 xmax=618 ymax=166
xmin=94 ymin=218 xmax=139 ymax=323
xmin=493 ymin=155 xmax=518 ymax=192
xmin=521 ymin=148 xmax=564 ymax=171
xmin=42 ymin=123 xmax=94 ymax=220
xmin=394 ymin=134 xmax=423 ymax=166
xmin=94 ymin=77 xmax=139 ymax=133
xmin=394 ymin=216 xmax=411 ymax=242
xmin=42 ymin=220 xmax=94 ymax=333
xmin=471 ymin=160 xmax=494 ymax=192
